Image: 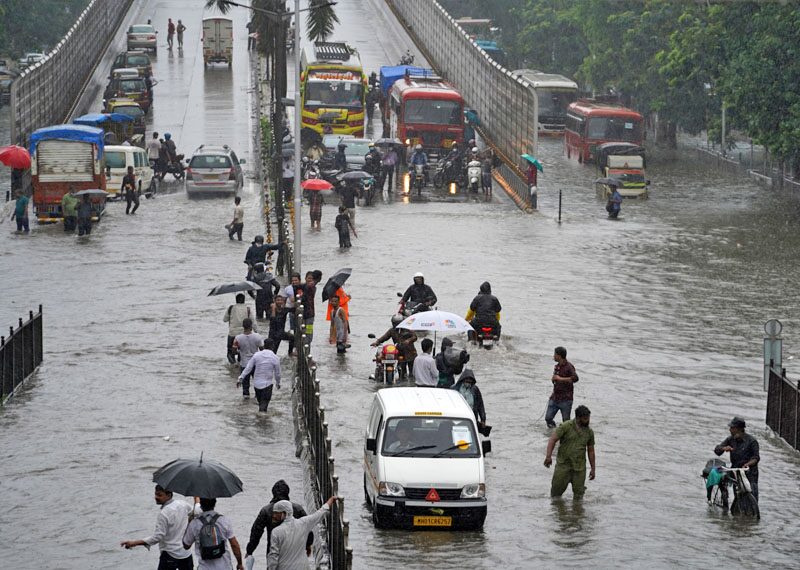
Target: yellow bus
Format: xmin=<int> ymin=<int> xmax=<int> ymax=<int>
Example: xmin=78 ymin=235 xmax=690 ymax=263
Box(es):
xmin=300 ymin=42 xmax=366 ymax=137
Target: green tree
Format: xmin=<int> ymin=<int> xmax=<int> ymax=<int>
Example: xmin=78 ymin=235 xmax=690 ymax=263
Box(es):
xmin=0 ymin=0 xmax=90 ymax=58
xmin=306 ymin=0 xmax=339 ymax=43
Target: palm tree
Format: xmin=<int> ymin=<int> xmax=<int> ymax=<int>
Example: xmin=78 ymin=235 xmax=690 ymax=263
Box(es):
xmin=306 ymin=0 xmax=339 ymax=42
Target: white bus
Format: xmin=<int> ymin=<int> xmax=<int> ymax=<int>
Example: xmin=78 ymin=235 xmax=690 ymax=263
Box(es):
xmin=513 ymin=69 xmax=578 ymax=134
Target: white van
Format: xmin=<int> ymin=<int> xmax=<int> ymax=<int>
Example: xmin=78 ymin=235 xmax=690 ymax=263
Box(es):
xmin=363 ymin=387 xmax=490 ymax=530
xmin=104 ymin=145 xmax=156 ymax=199
xmin=202 ymin=17 xmax=233 ymax=67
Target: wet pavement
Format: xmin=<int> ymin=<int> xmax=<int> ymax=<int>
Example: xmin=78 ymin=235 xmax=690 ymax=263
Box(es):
xmin=3 ymin=0 xmax=800 ymax=568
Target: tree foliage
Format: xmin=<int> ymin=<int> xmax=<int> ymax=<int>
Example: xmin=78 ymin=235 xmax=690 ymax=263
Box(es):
xmin=443 ymin=0 xmax=800 ymax=158
xmin=0 ymin=0 xmax=90 ymax=58
xmin=306 ymin=0 xmax=340 ymax=43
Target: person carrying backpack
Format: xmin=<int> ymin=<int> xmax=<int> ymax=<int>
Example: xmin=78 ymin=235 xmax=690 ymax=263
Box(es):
xmin=183 ymin=498 xmax=244 ymax=570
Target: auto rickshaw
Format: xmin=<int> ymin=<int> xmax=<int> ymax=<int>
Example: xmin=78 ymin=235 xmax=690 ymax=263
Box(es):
xmin=74 ymin=112 xmax=143 ymax=148
xmin=103 ymin=98 xmax=147 ymax=140
xmin=595 ymin=142 xmax=649 ymax=198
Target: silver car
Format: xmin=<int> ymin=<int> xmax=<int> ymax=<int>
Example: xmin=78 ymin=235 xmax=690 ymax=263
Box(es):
xmin=127 ymin=24 xmax=158 ymax=52
xmin=185 ymin=145 xmax=246 ymax=197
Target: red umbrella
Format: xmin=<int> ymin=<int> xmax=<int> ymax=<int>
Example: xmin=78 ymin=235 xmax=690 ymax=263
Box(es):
xmin=301 ymin=178 xmax=333 ymax=191
xmin=0 ymin=146 xmax=31 ymax=169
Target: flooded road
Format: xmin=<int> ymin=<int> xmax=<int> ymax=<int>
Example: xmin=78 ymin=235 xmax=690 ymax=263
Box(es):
xmin=2 ymin=0 xmax=800 ymax=568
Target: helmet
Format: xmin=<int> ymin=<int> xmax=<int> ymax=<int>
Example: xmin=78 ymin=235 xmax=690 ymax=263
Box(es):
xmin=413 ymin=272 xmax=424 ymax=279
xmin=302 ymin=156 xmax=309 ymax=163
xmin=164 ymin=133 xmax=172 ymax=140
xmin=368 ymin=142 xmax=375 ymax=148
xmin=254 ymin=235 xmax=264 ymax=243
xmin=415 ymin=144 xmax=422 ymax=151
xmin=472 ymin=147 xmax=479 ymax=153
xmin=391 ymin=314 xmax=404 ymax=327
xmin=451 ymin=141 xmax=459 ymax=148
xmin=468 ymin=138 xmax=476 ymax=146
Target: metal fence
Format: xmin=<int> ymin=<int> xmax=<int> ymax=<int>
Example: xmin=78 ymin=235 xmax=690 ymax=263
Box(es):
xmin=387 ymin=0 xmax=537 ymax=207
xmin=1 ymin=306 xmax=44 ymax=404
xmin=293 ymin=309 xmax=352 ymax=569
xmin=9 ymin=0 xmax=133 ymax=147
xmin=766 ymin=365 xmax=800 ymax=452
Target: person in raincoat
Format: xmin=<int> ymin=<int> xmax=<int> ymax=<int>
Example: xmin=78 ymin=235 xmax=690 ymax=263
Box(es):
xmin=61 ymin=187 xmax=78 ymax=232
xmin=267 ymin=497 xmax=336 ymax=570
xmin=436 ymin=337 xmax=468 ymax=388
xmin=245 ymin=235 xmax=282 ymax=279
xmin=465 ymin=281 xmax=502 ymax=342
xmin=452 ymin=369 xmax=486 ymax=431
xmin=76 ymin=194 xmax=93 ymax=236
xmin=245 ymin=480 xmax=313 ymax=565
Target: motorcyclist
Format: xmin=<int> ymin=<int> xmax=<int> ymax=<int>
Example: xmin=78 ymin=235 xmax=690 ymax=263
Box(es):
xmin=444 ymin=141 xmax=463 ymax=181
xmin=368 ymin=71 xmax=380 ymax=91
xmin=163 ymin=132 xmax=177 ymax=163
xmin=408 ymin=144 xmax=428 ymax=188
xmin=401 ymin=272 xmax=437 ymax=312
xmin=334 ymin=143 xmax=348 ymax=171
xmin=364 ymin=144 xmax=383 ymax=181
xmin=465 ymin=281 xmax=502 ymax=341
xmin=371 ymin=314 xmax=418 ymax=380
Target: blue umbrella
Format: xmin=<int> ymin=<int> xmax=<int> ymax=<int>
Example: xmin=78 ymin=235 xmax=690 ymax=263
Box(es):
xmin=521 ymin=154 xmax=543 ymax=172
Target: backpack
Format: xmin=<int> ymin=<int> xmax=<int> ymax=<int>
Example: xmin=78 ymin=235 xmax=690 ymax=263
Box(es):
xmin=198 ymin=513 xmax=226 ymax=560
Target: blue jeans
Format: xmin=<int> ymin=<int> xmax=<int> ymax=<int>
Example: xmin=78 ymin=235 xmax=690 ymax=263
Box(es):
xmin=545 ymin=399 xmax=572 ymax=426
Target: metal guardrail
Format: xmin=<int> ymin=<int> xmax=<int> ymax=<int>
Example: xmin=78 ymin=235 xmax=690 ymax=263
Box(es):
xmin=293 ymin=308 xmax=352 ymax=569
xmin=1 ymin=306 xmax=44 ymax=404
xmin=387 ymin=0 xmax=537 ymax=208
xmin=766 ymin=365 xmax=800 ymax=452
xmin=9 ymin=0 xmax=133 ymax=147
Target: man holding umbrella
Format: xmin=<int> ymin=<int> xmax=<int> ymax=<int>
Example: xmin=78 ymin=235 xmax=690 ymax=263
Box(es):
xmin=120 ymin=485 xmax=201 ymax=570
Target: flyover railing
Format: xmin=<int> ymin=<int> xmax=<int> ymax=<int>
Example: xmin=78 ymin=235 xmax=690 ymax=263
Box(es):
xmin=293 ymin=309 xmax=352 ymax=569
xmin=1 ymin=306 xmax=44 ymax=404
xmin=9 ymin=0 xmax=133 ymax=146
xmin=766 ymin=365 xmax=800 ymax=452
xmin=387 ymin=0 xmax=538 ymax=208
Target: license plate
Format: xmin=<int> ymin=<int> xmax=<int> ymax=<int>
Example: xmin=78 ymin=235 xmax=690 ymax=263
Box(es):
xmin=413 ymin=516 xmax=451 ymax=527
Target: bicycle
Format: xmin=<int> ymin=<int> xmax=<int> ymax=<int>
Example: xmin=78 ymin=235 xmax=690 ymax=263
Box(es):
xmin=702 ymin=459 xmax=760 ymax=518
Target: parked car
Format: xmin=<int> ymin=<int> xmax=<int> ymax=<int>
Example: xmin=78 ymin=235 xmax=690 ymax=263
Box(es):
xmin=104 ymin=145 xmax=157 ymax=199
xmin=103 ymin=76 xmax=152 ymax=112
xmin=18 ymin=52 xmax=44 ymax=70
xmin=185 ymin=145 xmax=246 ymax=196
xmin=127 ymin=24 xmax=158 ymax=52
xmin=111 ymin=51 xmax=153 ymax=78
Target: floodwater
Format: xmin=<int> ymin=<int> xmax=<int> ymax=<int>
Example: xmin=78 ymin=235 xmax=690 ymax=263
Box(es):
xmin=3 ymin=0 xmax=800 ymax=568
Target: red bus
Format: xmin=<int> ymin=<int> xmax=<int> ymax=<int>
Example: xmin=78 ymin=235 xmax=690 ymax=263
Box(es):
xmin=385 ymin=70 xmax=465 ymax=157
xmin=564 ymin=99 xmax=643 ymax=163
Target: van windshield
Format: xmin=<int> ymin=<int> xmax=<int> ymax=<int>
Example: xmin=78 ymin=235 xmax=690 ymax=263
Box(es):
xmin=382 ymin=417 xmax=480 ymax=458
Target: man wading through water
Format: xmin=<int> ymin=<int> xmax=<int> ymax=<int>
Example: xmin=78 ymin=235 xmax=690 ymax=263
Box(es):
xmin=544 ymin=405 xmax=596 ymax=500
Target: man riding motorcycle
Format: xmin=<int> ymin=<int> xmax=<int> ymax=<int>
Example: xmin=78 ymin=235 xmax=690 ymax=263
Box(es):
xmin=408 ymin=144 xmax=428 ymax=189
xmin=371 ymin=314 xmax=418 ymax=380
xmin=163 ymin=133 xmax=177 ymax=163
xmin=400 ymin=272 xmax=437 ymax=312
xmin=465 ymin=281 xmax=501 ymax=341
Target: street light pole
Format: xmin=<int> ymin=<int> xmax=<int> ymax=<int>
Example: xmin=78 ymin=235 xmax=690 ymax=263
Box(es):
xmin=293 ymin=0 xmax=302 ymax=275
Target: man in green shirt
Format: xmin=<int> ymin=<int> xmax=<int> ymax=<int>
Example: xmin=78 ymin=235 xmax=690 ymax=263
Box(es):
xmin=544 ymin=405 xmax=596 ymax=499
xmin=61 ymin=187 xmax=78 ymax=232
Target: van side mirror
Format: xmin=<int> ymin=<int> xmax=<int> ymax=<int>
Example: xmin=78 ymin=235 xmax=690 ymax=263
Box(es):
xmin=366 ymin=438 xmax=377 ymax=453
xmin=481 ymin=440 xmax=492 ymax=455
xmin=239 ymin=159 xmax=246 ymax=165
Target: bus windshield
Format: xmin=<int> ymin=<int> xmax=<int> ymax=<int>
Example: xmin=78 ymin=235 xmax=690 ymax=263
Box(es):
xmin=537 ymin=88 xmax=577 ymax=117
xmin=305 ymin=81 xmax=363 ymax=108
xmin=404 ymin=99 xmax=462 ymax=126
xmin=586 ymin=116 xmax=642 ymax=142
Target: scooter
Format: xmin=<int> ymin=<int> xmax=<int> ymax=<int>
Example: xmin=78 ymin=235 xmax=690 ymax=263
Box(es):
xmin=359 ymin=176 xmax=376 ymax=206
xmin=467 ymin=159 xmax=482 ymax=193
xmin=408 ymin=163 xmax=425 ymax=196
xmin=475 ymin=323 xmax=500 ymax=350
xmin=302 ymin=157 xmax=321 ymax=180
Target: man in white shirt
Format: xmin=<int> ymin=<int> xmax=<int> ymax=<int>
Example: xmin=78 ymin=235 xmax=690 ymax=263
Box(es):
xmin=183 ymin=498 xmax=244 ymax=570
xmin=228 ymin=196 xmax=245 ymax=241
xmin=147 ymin=132 xmax=161 ymax=167
xmin=233 ymin=317 xmax=263 ymax=399
xmin=239 ymin=339 xmax=281 ymax=413
xmin=267 ymin=497 xmax=336 ymax=570
xmin=413 ymin=338 xmax=438 ymax=387
xmin=121 ymin=485 xmax=201 ymax=570
xmin=224 ymin=294 xmax=255 ymax=364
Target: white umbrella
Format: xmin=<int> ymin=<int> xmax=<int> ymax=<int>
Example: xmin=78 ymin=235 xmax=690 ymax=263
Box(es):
xmin=396 ymin=311 xmax=473 ymax=332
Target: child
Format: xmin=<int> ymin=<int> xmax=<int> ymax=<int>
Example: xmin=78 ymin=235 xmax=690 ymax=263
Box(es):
xmin=329 ymin=295 xmax=349 ymax=353
xmin=334 ymin=205 xmax=357 ymax=248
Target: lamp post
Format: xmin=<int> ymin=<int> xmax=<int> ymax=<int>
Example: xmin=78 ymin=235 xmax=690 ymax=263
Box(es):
xmin=219 ymin=0 xmax=337 ymax=275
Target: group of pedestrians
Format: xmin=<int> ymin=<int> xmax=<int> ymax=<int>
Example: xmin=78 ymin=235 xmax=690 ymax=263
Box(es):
xmin=122 ymin=480 xmax=336 ymax=570
xmin=166 ymin=18 xmax=187 ymax=50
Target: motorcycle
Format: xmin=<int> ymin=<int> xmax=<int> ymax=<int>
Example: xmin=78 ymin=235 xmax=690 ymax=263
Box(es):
xmin=366 ymin=87 xmax=379 ymax=121
xmin=433 ymin=158 xmax=463 ymax=191
xmin=407 ymin=163 xmax=426 ymax=196
xmin=399 ymin=51 xmax=415 ymax=65
xmin=158 ymin=154 xmax=185 ymax=181
xmin=359 ymin=176 xmax=376 ymax=206
xmin=368 ymin=338 xmax=402 ymax=384
xmin=302 ymin=157 xmax=321 ymax=180
xmin=395 ymin=292 xmax=430 ymax=317
xmin=475 ymin=323 xmax=500 ymax=350
xmin=467 ymin=159 xmax=482 ymax=193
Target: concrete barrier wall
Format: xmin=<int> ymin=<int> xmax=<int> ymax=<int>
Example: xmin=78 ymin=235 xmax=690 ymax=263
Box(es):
xmin=9 ymin=0 xmax=133 ymax=146
xmin=387 ymin=0 xmax=538 ymax=169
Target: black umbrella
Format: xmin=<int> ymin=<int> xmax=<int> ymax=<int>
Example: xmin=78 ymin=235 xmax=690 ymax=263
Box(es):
xmin=322 ymin=267 xmax=352 ymax=301
xmin=153 ymin=454 xmax=243 ymax=498
xmin=208 ymin=281 xmax=262 ymax=296
xmin=74 ymin=189 xmax=109 ymax=197
xmin=341 ymin=170 xmax=370 ymax=181
xmin=374 ymin=137 xmax=403 ymax=146
xmin=595 ymin=177 xmax=623 ymax=188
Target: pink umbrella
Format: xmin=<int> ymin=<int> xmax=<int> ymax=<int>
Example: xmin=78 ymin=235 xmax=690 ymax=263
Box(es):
xmin=0 ymin=146 xmax=32 ymax=169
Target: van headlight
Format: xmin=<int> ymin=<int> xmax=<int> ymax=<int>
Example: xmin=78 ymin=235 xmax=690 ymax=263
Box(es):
xmin=460 ymin=484 xmax=485 ymax=498
xmin=378 ymin=481 xmax=405 ymax=497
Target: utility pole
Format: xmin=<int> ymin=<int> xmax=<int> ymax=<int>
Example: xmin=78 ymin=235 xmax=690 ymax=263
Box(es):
xmin=720 ymin=101 xmax=726 ymax=157
xmin=293 ymin=0 xmax=302 ymax=274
